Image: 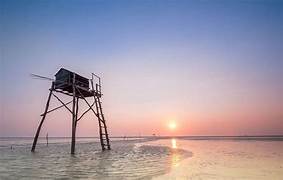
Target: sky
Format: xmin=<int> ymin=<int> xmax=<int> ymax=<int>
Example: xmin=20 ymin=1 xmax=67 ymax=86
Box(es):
xmin=1 ymin=0 xmax=283 ymax=137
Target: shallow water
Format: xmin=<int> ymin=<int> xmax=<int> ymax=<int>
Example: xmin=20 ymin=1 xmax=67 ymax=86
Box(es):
xmin=1 ymin=137 xmax=283 ymax=179
xmin=147 ymin=138 xmax=283 ymax=180
xmin=0 ymin=138 xmax=191 ymax=179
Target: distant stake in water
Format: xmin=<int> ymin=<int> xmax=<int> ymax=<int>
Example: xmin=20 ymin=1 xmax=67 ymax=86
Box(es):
xmin=30 ymin=68 xmax=111 ymax=154
xmin=46 ymin=133 xmax=48 ymax=146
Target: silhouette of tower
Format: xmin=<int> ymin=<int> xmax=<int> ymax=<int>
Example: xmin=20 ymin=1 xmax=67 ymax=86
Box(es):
xmin=31 ymin=68 xmax=110 ymax=154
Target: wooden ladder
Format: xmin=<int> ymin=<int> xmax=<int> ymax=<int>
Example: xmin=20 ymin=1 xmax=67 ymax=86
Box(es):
xmin=91 ymin=76 xmax=110 ymax=151
xmin=95 ymin=96 xmax=111 ymax=150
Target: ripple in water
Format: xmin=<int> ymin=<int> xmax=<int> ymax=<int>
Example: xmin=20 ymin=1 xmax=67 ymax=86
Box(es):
xmin=0 ymin=140 xmax=192 ymax=179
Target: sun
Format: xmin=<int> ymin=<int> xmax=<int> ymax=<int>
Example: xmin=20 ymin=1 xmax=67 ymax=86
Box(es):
xmin=168 ymin=121 xmax=177 ymax=130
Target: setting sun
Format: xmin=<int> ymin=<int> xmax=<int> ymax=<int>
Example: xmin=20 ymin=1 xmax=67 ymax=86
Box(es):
xmin=168 ymin=121 xmax=177 ymax=130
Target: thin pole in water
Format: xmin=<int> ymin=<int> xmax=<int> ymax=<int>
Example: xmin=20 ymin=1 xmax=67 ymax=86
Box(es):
xmin=46 ymin=133 xmax=48 ymax=146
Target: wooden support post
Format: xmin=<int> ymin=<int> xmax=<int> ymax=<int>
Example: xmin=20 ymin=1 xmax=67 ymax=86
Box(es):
xmin=76 ymin=87 xmax=98 ymax=117
xmin=52 ymin=93 xmax=73 ymax=114
xmin=41 ymin=100 xmax=72 ymax=116
xmin=71 ymin=73 xmax=76 ymax=155
xmin=77 ymin=102 xmax=94 ymax=122
xmin=76 ymin=97 xmax=79 ymax=121
xmin=31 ymin=83 xmax=54 ymax=152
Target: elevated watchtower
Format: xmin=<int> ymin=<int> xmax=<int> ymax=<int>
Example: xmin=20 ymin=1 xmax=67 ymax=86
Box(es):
xmin=31 ymin=68 xmax=111 ymax=154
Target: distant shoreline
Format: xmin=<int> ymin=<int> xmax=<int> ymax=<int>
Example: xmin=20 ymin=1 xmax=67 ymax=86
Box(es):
xmin=1 ymin=135 xmax=283 ymax=139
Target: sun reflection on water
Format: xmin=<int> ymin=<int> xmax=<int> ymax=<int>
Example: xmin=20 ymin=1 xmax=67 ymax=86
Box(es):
xmin=171 ymin=153 xmax=181 ymax=167
xmin=171 ymin=138 xmax=180 ymax=167
xmin=171 ymin=138 xmax=177 ymax=149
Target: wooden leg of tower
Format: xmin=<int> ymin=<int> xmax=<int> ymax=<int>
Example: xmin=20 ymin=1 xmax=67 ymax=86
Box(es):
xmin=71 ymin=97 xmax=79 ymax=154
xmin=71 ymin=76 xmax=77 ymax=155
xmin=71 ymin=98 xmax=77 ymax=154
xmin=31 ymin=84 xmax=53 ymax=152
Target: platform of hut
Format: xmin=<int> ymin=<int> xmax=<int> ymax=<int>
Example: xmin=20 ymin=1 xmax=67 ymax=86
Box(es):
xmin=53 ymin=84 xmax=101 ymax=98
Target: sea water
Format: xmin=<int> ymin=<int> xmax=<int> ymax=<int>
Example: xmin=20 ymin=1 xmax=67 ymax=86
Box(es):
xmin=148 ymin=137 xmax=283 ymax=180
xmin=0 ymin=137 xmax=190 ymax=179
xmin=0 ymin=137 xmax=282 ymax=179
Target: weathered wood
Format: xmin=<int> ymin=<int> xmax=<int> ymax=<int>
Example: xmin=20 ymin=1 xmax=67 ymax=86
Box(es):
xmin=76 ymin=87 xmax=98 ymax=117
xmin=98 ymin=97 xmax=111 ymax=150
xmin=53 ymin=89 xmax=74 ymax=97
xmin=94 ymin=96 xmax=105 ymax=150
xmin=31 ymin=83 xmax=53 ymax=152
xmin=55 ymin=68 xmax=89 ymax=91
xmin=40 ymin=100 xmax=73 ymax=116
xmin=52 ymin=93 xmax=73 ymax=114
xmin=77 ymin=102 xmax=95 ymax=122
xmin=31 ymin=69 xmax=111 ymax=154
xmin=71 ymin=73 xmax=77 ymax=155
xmin=76 ymin=97 xmax=79 ymax=120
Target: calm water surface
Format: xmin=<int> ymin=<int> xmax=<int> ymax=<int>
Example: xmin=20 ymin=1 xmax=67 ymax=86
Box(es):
xmin=0 ymin=137 xmax=282 ymax=179
xmin=0 ymin=137 xmax=190 ymax=179
xmin=149 ymin=138 xmax=283 ymax=180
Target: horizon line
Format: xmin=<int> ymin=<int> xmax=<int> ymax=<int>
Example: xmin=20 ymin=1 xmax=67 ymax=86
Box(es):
xmin=1 ymin=135 xmax=283 ymax=138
